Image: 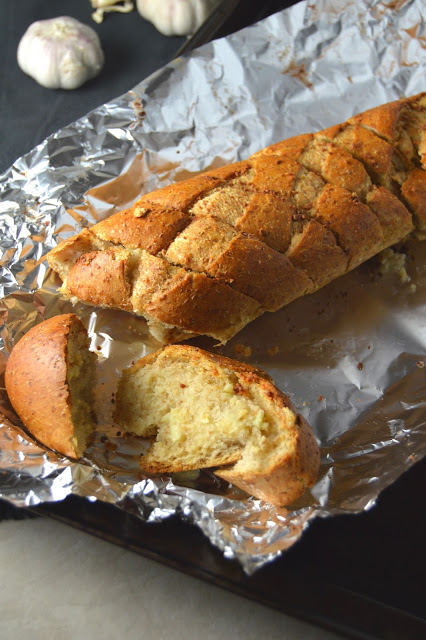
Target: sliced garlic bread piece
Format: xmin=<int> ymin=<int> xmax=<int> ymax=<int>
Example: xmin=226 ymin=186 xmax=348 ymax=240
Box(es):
xmin=5 ymin=314 xmax=96 ymax=458
xmin=114 ymin=345 xmax=319 ymax=505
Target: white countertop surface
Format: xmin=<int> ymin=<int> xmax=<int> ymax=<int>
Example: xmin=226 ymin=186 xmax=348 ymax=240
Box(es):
xmin=0 ymin=515 xmax=342 ymax=640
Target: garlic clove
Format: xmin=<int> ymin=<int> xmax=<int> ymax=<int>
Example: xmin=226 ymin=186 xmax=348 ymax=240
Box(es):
xmin=17 ymin=16 xmax=104 ymax=90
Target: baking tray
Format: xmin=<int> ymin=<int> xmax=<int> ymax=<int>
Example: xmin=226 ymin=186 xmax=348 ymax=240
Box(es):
xmin=31 ymin=457 xmax=426 ymax=640
xmin=3 ymin=1 xmax=426 ymax=638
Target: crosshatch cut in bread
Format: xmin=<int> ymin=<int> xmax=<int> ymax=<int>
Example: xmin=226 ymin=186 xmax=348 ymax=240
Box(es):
xmin=5 ymin=314 xmax=97 ymax=459
xmin=46 ymin=93 xmax=426 ymax=343
xmin=4 ymin=314 xmax=320 ymax=505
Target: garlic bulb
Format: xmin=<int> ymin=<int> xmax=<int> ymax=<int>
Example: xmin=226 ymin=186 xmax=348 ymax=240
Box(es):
xmin=136 ymin=0 xmax=222 ymax=36
xmin=17 ymin=16 xmax=104 ymax=90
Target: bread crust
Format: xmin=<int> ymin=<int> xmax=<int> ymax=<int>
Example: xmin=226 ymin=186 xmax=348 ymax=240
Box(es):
xmin=66 ymin=249 xmax=134 ymax=312
xmin=286 ymin=219 xmax=348 ymax=288
xmin=215 ymin=412 xmax=319 ymax=506
xmin=312 ymin=184 xmax=384 ymax=269
xmin=5 ymin=314 xmax=92 ymax=458
xmin=401 ymin=168 xmax=426 ymax=234
xmin=139 ymin=161 xmax=250 ymax=210
xmin=164 ymin=215 xmax=313 ymax=309
xmin=94 ymin=206 xmax=190 ymax=253
xmin=145 ymin=270 xmax=261 ymax=342
xmin=47 ymin=94 xmax=425 ymax=343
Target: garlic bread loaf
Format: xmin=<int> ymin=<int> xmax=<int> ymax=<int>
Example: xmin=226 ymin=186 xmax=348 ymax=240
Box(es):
xmin=115 ymin=345 xmax=320 ymax=506
xmin=47 ymin=94 xmax=426 ymax=343
xmin=5 ymin=314 xmax=96 ymax=458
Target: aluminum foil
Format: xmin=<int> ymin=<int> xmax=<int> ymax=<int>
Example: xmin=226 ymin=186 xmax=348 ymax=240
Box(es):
xmin=1 ymin=0 xmax=426 ymax=574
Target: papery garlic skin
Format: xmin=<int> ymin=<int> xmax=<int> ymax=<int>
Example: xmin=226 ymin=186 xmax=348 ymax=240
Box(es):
xmin=17 ymin=16 xmax=104 ymax=90
xmin=136 ymin=0 xmax=222 ymax=36
xmin=91 ymin=0 xmax=134 ymax=25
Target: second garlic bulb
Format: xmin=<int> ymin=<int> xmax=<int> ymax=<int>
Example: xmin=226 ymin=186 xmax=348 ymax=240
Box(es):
xmin=136 ymin=0 xmax=222 ymax=36
xmin=17 ymin=16 xmax=104 ymax=90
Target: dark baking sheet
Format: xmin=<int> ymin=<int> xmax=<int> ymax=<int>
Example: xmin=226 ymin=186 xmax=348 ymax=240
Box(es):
xmin=32 ymin=457 xmax=426 ymax=640
xmin=1 ymin=1 xmax=426 ymax=638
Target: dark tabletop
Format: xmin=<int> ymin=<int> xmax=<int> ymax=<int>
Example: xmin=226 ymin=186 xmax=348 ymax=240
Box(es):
xmin=0 ymin=0 xmax=185 ymax=174
xmin=1 ymin=1 xmax=425 ymax=638
xmin=0 ymin=0 xmax=287 ymax=175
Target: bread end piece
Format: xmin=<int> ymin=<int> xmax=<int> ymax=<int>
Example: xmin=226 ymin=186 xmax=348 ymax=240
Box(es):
xmin=114 ymin=345 xmax=320 ymax=505
xmin=5 ymin=314 xmax=96 ymax=458
xmin=214 ymin=411 xmax=319 ymax=505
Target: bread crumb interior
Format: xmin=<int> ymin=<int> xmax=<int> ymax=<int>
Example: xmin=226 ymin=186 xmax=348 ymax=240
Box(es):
xmin=66 ymin=324 xmax=96 ymax=456
xmin=115 ymin=353 xmax=294 ymax=473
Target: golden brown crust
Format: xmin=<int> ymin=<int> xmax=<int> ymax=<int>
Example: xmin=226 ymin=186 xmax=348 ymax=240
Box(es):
xmin=401 ymin=168 xmax=426 ymax=234
xmin=366 ymin=186 xmax=414 ymax=244
xmin=131 ymin=251 xmax=179 ymax=311
xmin=47 ymin=228 xmax=102 ymax=281
xmin=349 ymin=99 xmax=406 ymax=144
xmin=93 ymin=206 xmax=190 ymax=254
xmin=145 ymin=271 xmax=260 ymax=343
xmin=46 ymin=94 xmax=426 ymax=343
xmin=311 ymin=184 xmax=384 ymax=269
xmin=286 ymin=219 xmax=348 ymax=288
xmin=215 ymin=412 xmax=319 ymax=506
xmin=316 ymin=143 xmax=371 ymax=198
xmin=5 ymin=314 xmax=90 ymax=458
xmin=209 ymin=233 xmax=313 ymax=310
xmin=248 ymin=155 xmax=301 ymax=196
xmin=347 ymin=95 xmax=425 ymax=170
xmin=318 ymin=121 xmax=400 ymax=189
xmin=405 ymin=93 xmax=426 ymax=166
xmin=235 ymin=191 xmax=294 ymax=252
xmin=138 ymin=161 xmax=250 ymax=211
xmin=255 ymin=135 xmax=371 ymax=200
xmin=61 ymin=243 xmax=260 ymax=343
xmin=66 ymin=250 xmax=134 ymax=312
xmin=164 ymin=215 xmax=313 ymax=310
xmin=254 ymin=133 xmax=313 ymax=160
xmin=138 ymin=174 xmax=220 ymax=211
